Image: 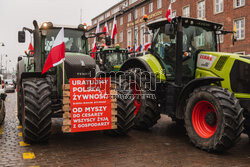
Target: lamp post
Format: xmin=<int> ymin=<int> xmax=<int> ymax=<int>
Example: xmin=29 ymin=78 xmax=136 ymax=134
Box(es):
xmin=0 ymin=42 xmax=6 ymax=74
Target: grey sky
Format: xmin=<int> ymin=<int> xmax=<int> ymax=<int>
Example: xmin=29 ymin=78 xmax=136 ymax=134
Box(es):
xmin=0 ymin=0 xmax=121 ymax=72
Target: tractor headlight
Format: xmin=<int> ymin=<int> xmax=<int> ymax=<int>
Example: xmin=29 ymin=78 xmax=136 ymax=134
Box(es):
xmin=41 ymin=22 xmax=53 ymax=29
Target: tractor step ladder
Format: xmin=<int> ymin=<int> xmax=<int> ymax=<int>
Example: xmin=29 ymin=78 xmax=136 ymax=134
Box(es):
xmin=61 ymin=84 xmax=118 ymax=133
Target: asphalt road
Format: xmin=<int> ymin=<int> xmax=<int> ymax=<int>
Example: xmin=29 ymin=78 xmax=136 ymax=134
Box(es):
xmin=0 ymin=92 xmax=250 ymax=167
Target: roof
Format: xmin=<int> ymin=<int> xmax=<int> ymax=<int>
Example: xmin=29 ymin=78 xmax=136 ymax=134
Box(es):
xmin=147 ymin=17 xmax=223 ymax=30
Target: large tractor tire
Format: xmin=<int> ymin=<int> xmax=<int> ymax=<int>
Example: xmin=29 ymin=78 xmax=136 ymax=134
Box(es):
xmin=17 ymin=59 xmax=25 ymax=124
xmin=105 ymin=78 xmax=135 ymax=136
xmin=21 ymin=78 xmax=52 ymax=143
xmin=185 ymin=86 xmax=244 ymax=152
xmin=244 ymin=117 xmax=250 ymax=139
xmin=126 ymin=68 xmax=160 ymax=130
xmin=0 ymin=100 xmax=5 ymax=125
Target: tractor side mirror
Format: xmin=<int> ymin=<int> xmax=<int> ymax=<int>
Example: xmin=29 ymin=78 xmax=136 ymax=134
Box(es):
xmin=165 ymin=24 xmax=174 ymax=35
xmin=18 ymin=56 xmax=22 ymax=61
xmin=18 ymin=31 xmax=26 ymax=43
xmin=105 ymin=36 xmax=111 ymax=46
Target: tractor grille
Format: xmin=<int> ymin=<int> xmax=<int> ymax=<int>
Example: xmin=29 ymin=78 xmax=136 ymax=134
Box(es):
xmin=214 ymin=56 xmax=229 ymax=71
xmin=230 ymin=60 xmax=250 ymax=93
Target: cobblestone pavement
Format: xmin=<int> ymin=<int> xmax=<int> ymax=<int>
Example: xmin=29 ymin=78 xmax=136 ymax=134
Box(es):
xmin=0 ymin=92 xmax=250 ymax=167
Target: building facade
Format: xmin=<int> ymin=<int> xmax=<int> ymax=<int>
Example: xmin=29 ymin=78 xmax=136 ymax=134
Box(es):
xmin=88 ymin=0 xmax=249 ymax=55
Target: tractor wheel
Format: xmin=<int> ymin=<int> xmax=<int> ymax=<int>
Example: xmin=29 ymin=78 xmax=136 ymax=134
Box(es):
xmin=126 ymin=68 xmax=160 ymax=129
xmin=244 ymin=117 xmax=250 ymax=139
xmin=0 ymin=100 xmax=5 ymax=125
xmin=185 ymin=86 xmax=244 ymax=152
xmin=21 ymin=78 xmax=52 ymax=143
xmin=105 ymin=78 xmax=135 ymax=136
xmin=17 ymin=84 xmax=22 ymax=124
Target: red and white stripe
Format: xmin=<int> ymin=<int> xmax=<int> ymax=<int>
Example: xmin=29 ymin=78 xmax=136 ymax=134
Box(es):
xmin=42 ymin=28 xmax=65 ymax=74
xmin=111 ymin=17 xmax=117 ymax=40
xmin=103 ymin=22 xmax=108 ymax=36
xmin=165 ymin=3 xmax=172 ymax=22
xmin=143 ymin=42 xmax=151 ymax=51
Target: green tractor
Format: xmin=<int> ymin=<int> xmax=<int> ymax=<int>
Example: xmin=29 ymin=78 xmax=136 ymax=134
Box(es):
xmin=94 ymin=46 xmax=129 ymax=72
xmin=17 ymin=21 xmax=135 ymax=143
xmin=120 ymin=16 xmax=249 ymax=152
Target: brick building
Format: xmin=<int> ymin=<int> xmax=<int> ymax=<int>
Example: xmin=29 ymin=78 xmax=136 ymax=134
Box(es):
xmin=88 ymin=0 xmax=249 ymax=55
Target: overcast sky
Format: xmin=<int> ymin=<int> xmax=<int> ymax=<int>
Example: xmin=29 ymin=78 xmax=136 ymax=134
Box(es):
xmin=0 ymin=0 xmax=121 ymax=72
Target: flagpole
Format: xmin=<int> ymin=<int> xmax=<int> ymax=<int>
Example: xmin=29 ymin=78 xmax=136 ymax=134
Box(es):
xmin=63 ymin=60 xmax=65 ymax=85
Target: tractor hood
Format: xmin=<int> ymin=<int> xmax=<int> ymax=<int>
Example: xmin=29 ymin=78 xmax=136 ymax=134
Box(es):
xmin=64 ymin=52 xmax=96 ymax=78
xmin=196 ymin=51 xmax=250 ymax=98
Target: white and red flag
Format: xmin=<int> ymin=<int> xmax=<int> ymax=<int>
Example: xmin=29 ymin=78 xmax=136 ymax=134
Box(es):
xmin=42 ymin=28 xmax=65 ymax=74
xmin=111 ymin=16 xmax=117 ymax=40
xmin=91 ymin=22 xmax=100 ymax=58
xmin=103 ymin=22 xmax=108 ymax=36
xmin=165 ymin=3 xmax=172 ymax=22
xmin=28 ymin=42 xmax=34 ymax=54
xmin=143 ymin=42 xmax=151 ymax=51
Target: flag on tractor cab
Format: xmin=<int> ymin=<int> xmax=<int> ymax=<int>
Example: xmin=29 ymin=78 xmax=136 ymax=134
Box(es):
xmin=136 ymin=44 xmax=142 ymax=52
xmin=111 ymin=16 xmax=117 ymax=40
xmin=28 ymin=43 xmax=34 ymax=54
xmin=129 ymin=47 xmax=133 ymax=52
xmin=42 ymin=28 xmax=65 ymax=74
xmin=103 ymin=22 xmax=108 ymax=36
xmin=91 ymin=22 xmax=100 ymax=58
xmin=143 ymin=42 xmax=151 ymax=51
xmin=91 ymin=42 xmax=97 ymax=58
xmin=166 ymin=3 xmax=172 ymax=22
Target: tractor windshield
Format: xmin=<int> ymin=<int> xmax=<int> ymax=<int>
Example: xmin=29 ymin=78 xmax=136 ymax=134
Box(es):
xmin=43 ymin=28 xmax=87 ymax=56
xmin=105 ymin=52 xmax=125 ymax=66
xmin=183 ymin=26 xmax=217 ymax=52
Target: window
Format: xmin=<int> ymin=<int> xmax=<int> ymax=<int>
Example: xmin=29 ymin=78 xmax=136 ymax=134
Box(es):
xmin=120 ymin=17 xmax=123 ymax=25
xmin=109 ymin=23 xmax=112 ymax=30
xmin=93 ymin=19 xmax=97 ymax=25
xmin=171 ymin=0 xmax=176 ymax=3
xmin=172 ymin=11 xmax=176 ymax=17
xmin=149 ymin=2 xmax=153 ymax=13
xmin=214 ymin=0 xmax=223 ymax=14
xmin=197 ymin=0 xmax=205 ymax=18
xmin=128 ymin=13 xmax=132 ymax=22
xmin=157 ymin=0 xmax=162 ymax=9
xmin=112 ymin=7 xmax=119 ymax=15
xmin=134 ymin=9 xmax=138 ymax=19
xmin=99 ymin=15 xmax=104 ymax=22
xmin=127 ymin=29 xmax=132 ymax=46
xmin=119 ymin=31 xmax=123 ymax=42
xmin=234 ymin=0 xmax=245 ymax=8
xmin=129 ymin=0 xmax=138 ymax=5
xmin=183 ymin=6 xmax=190 ymax=17
xmin=140 ymin=25 xmax=145 ymax=45
xmin=234 ymin=18 xmax=245 ymax=40
xmin=135 ymin=27 xmax=139 ymax=46
xmin=105 ymin=12 xmax=110 ymax=18
xmin=141 ymin=7 xmax=145 ymax=16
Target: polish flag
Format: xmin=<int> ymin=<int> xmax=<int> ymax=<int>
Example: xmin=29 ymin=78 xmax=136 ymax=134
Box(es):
xmin=165 ymin=3 xmax=172 ymax=22
xmin=143 ymin=42 xmax=151 ymax=51
xmin=91 ymin=22 xmax=100 ymax=58
xmin=103 ymin=22 xmax=108 ymax=36
xmin=28 ymin=43 xmax=34 ymax=54
xmin=129 ymin=47 xmax=133 ymax=52
xmin=91 ymin=42 xmax=97 ymax=58
xmin=42 ymin=28 xmax=65 ymax=74
xmin=111 ymin=17 xmax=117 ymax=40
xmin=136 ymin=44 xmax=142 ymax=52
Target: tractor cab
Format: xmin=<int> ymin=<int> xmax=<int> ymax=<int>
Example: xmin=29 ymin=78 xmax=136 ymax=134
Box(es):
xmin=95 ymin=46 xmax=128 ymax=72
xmin=147 ymin=17 xmax=224 ymax=83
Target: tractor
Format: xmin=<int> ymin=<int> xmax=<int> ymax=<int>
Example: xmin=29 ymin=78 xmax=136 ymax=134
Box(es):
xmin=17 ymin=21 xmax=135 ymax=143
xmin=94 ymin=46 xmax=129 ymax=73
xmin=120 ymin=16 xmax=250 ymax=152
